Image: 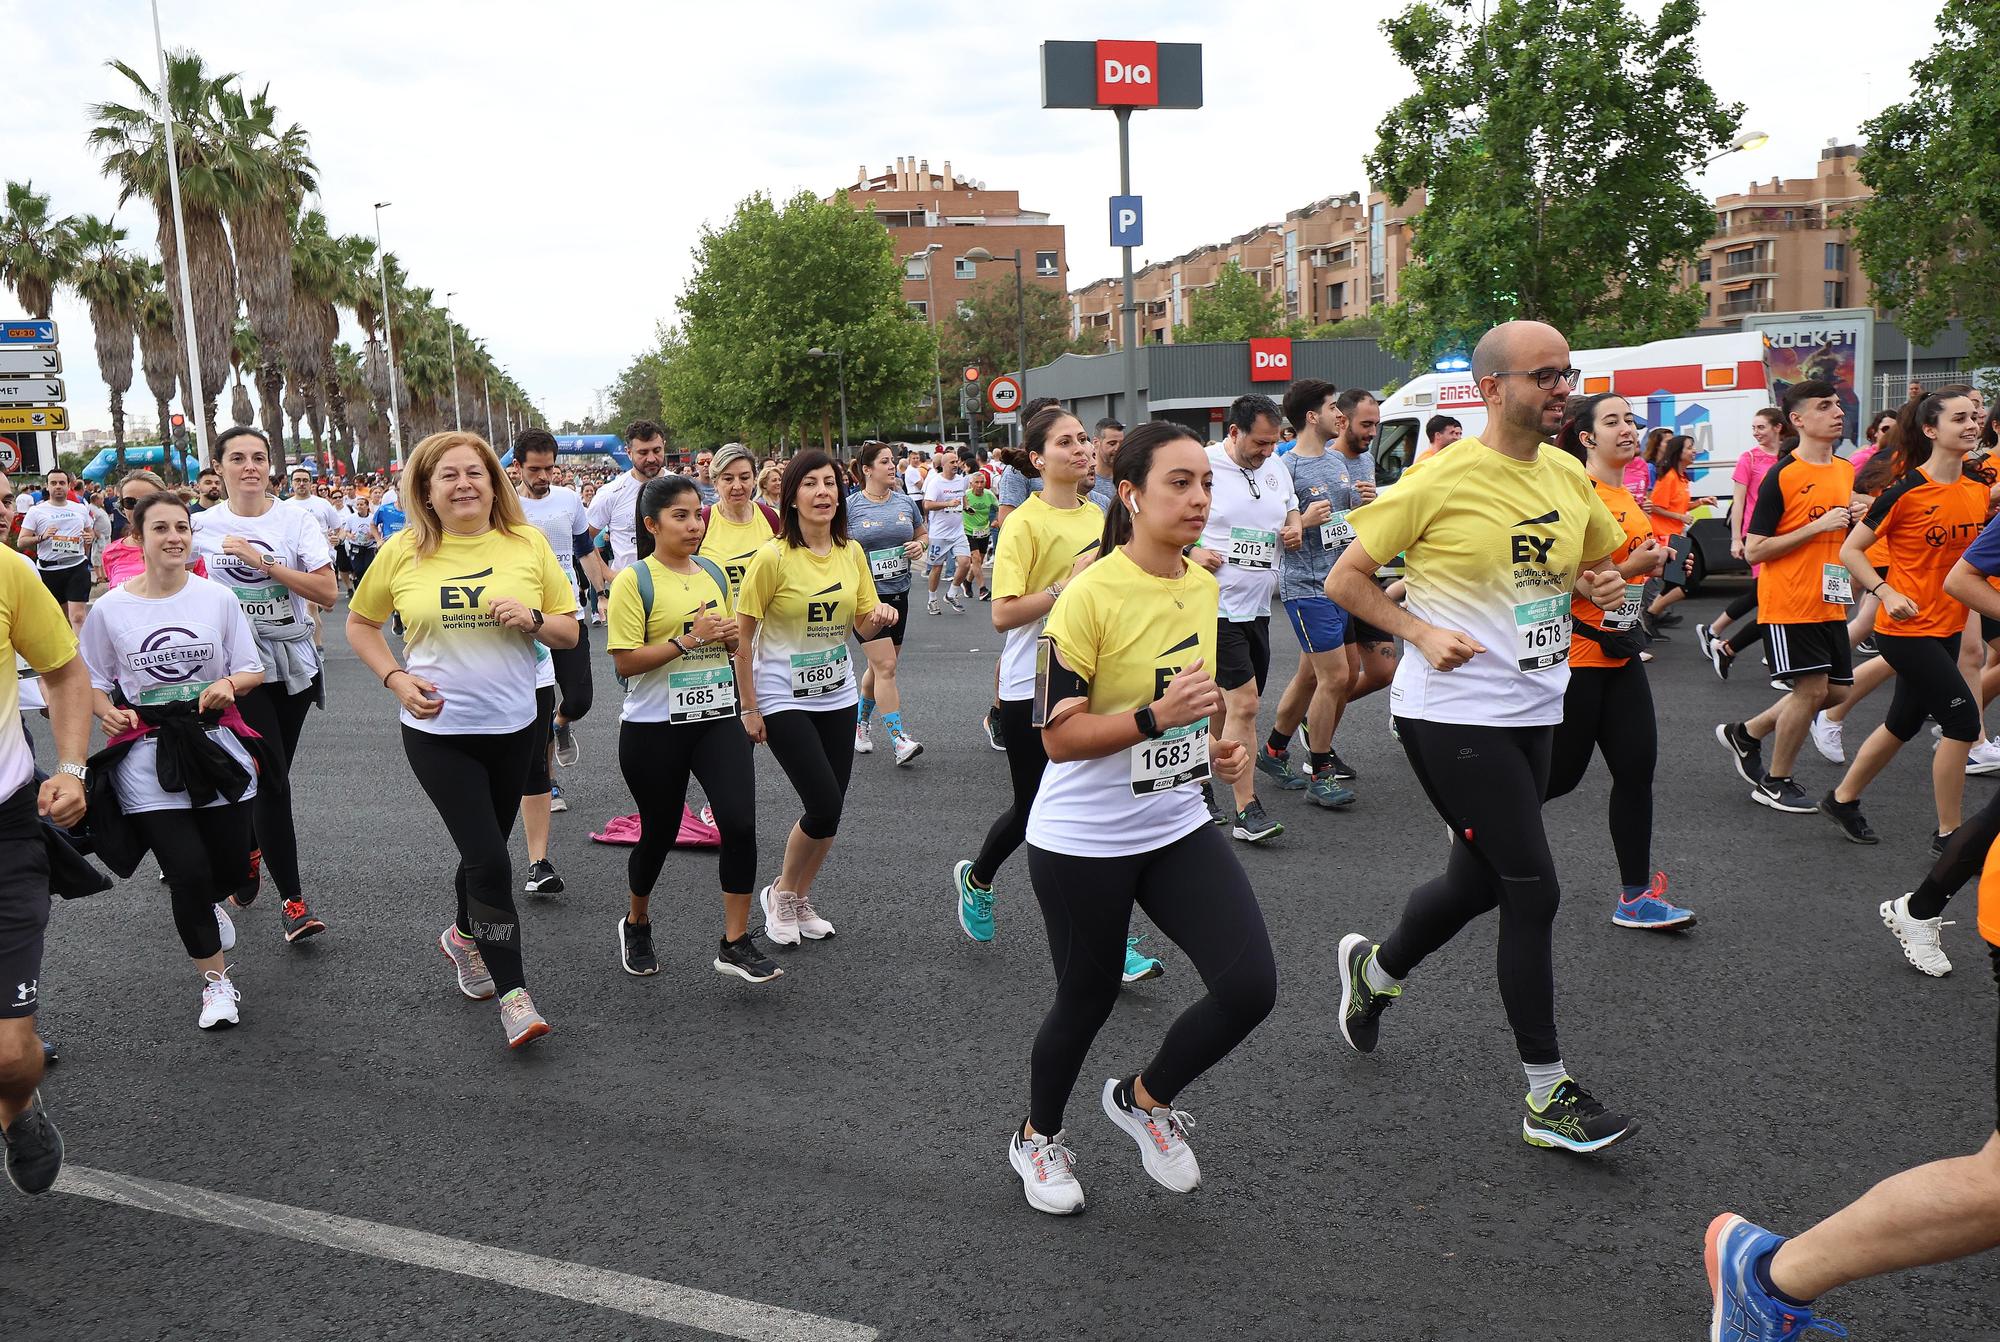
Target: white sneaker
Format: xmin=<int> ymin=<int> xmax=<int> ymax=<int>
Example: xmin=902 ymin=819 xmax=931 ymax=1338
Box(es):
xmin=795 ymin=893 xmax=836 ymax=940
xmin=198 ymin=970 xmax=240 ymax=1030
xmin=760 ymin=884 xmax=800 ymax=946
xmin=214 ymin=903 xmax=236 ymax=953
xmin=1099 ymin=1077 xmax=1200 ymax=1193
xmin=893 ymin=733 xmax=924 ymax=766
xmin=944 ymin=591 xmax=965 ymax=613
xmin=854 ymin=721 xmax=874 ymax=755
xmin=927 ymin=595 xmax=941 ymax=615
xmin=1880 ymin=894 xmax=1953 ymax=977
xmin=1008 ymin=1128 xmax=1085 ymax=1215
xmin=1967 ymin=738 xmax=2000 ymax=775
xmin=1810 ymin=712 xmax=1844 ymax=764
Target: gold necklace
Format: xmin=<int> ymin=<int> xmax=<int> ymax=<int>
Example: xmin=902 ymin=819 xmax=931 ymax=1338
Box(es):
xmin=1130 ymin=549 xmax=1186 ymax=609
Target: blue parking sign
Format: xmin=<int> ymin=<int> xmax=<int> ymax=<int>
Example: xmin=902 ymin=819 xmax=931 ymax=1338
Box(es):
xmin=1110 ymin=195 xmax=1143 ymax=249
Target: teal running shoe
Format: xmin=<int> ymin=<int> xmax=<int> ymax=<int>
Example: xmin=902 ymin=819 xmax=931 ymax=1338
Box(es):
xmin=1306 ymin=772 xmax=1357 ymax=810
xmin=954 ymin=860 xmax=994 ymax=942
xmin=1121 ymin=934 xmax=1163 ymax=983
xmin=1255 ymin=748 xmax=1307 ymax=791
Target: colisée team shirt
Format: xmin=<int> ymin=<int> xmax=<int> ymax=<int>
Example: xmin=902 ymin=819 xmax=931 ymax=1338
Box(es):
xmin=698 ymin=505 xmax=777 ymax=603
xmin=735 ymin=538 xmax=877 ymax=716
xmin=1026 ymin=547 xmax=1219 ymax=858
xmin=80 ymin=576 xmax=265 ymax=813
xmin=1747 ymin=453 xmax=1857 ymax=626
xmin=1347 ymin=437 xmax=1624 ymax=727
xmin=192 ymin=499 xmax=335 ymax=676
xmin=990 ymin=493 xmax=1103 ymax=702
xmin=349 ymin=526 xmax=576 ymax=736
xmin=0 ymin=549 xmax=78 ymax=801
xmin=607 ymin=555 xmax=736 ymax=725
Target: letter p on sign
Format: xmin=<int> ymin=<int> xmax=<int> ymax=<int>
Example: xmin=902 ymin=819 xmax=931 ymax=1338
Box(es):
xmin=1095 ymin=40 xmax=1160 ymax=106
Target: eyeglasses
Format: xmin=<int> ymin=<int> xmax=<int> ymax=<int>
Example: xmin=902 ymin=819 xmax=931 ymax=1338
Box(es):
xmin=1241 ymin=467 xmax=1261 ymax=499
xmin=1491 ymin=367 xmax=1581 ymax=391
xmin=119 ymin=495 xmax=145 ymax=506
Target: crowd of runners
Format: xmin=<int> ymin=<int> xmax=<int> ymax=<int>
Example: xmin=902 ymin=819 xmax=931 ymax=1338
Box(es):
xmin=4 ymin=318 xmax=1999 ymax=1338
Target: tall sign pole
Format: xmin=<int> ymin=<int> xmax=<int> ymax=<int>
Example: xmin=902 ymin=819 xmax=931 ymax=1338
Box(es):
xmin=152 ymin=0 xmax=210 ymax=467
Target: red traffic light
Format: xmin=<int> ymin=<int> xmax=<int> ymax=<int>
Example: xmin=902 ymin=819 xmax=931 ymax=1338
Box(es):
xmin=170 ymin=414 xmax=186 ymax=427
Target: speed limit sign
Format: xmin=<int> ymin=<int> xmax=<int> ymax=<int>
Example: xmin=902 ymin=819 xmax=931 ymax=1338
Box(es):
xmin=987 ymin=375 xmax=1022 ymax=414
xmin=0 ymin=435 xmax=19 ymax=474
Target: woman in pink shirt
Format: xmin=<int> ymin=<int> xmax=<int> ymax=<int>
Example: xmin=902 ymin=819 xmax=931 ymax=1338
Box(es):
xmin=1697 ymin=408 xmax=1786 ymax=671
xmin=102 ymin=469 xmax=210 ymax=586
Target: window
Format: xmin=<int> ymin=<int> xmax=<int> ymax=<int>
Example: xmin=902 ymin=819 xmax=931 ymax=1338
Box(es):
xmin=1034 ymin=251 xmax=1058 ymax=277
xmin=1825 ymin=242 xmax=1847 ymax=271
xmin=1824 ymin=280 xmax=1846 ymax=308
xmin=1328 ymin=281 xmax=1347 ymax=312
xmin=954 ymin=256 xmax=975 ymax=279
xmin=904 ymin=257 xmax=928 ymax=280
xmin=1696 ymin=257 xmax=1711 ymax=282
xmin=907 ymin=300 xmax=927 ymax=319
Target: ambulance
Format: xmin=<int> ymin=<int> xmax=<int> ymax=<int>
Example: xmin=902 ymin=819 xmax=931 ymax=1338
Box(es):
xmin=1374 ymin=331 xmax=1772 ymax=588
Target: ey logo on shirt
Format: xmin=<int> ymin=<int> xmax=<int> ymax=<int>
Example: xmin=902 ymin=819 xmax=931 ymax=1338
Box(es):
xmin=1152 ymin=632 xmax=1201 ymax=699
xmin=439 ymin=567 xmax=492 ymax=609
xmin=807 ymin=582 xmax=842 ymax=626
xmin=1510 ymin=510 xmax=1560 ymax=565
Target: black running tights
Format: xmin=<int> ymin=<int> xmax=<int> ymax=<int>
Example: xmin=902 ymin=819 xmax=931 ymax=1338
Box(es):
xmin=1025 ymin=824 xmax=1277 ymax=1135
xmin=233 ymin=674 xmax=318 ymax=902
xmin=1911 ymin=786 xmax=2000 ymax=920
xmin=133 ymin=803 xmax=254 ymax=960
xmin=402 ymin=724 xmax=535 ymax=995
xmin=972 ymin=698 xmax=1047 ymax=887
xmin=1377 ymin=718 xmax=1563 ymax=1065
xmin=1546 ymin=661 xmax=1657 ymax=890
xmin=620 ymin=717 xmax=758 ymax=896
xmin=763 ymin=708 xmax=854 ymax=840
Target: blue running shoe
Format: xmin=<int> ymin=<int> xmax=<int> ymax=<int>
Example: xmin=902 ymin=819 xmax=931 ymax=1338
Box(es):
xmin=954 ymin=860 xmax=994 ymax=942
xmin=1121 ymin=935 xmax=1163 ymax=984
xmin=1705 ymin=1213 xmax=1847 ymax=1341
xmin=1613 ymin=872 xmax=1697 ymax=931
xmin=1255 ymin=748 xmax=1308 ymax=791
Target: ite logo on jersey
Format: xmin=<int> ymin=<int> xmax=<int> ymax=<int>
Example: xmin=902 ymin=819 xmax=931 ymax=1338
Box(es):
xmin=1095 ymin=40 xmax=1160 ymax=106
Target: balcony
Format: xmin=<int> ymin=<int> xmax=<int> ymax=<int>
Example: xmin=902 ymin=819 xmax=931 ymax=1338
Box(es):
xmin=1718 ymin=295 xmax=1773 ymax=316
xmin=1718 ymin=255 xmax=1775 ymax=279
xmin=1714 ymin=212 xmax=1820 ymax=237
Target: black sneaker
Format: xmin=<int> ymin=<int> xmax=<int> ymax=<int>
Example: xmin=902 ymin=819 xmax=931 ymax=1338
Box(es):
xmin=1653 ymin=611 xmax=1684 ymax=627
xmin=231 ymin=847 xmax=264 ymax=908
xmin=1521 ymin=1078 xmax=1637 ymax=1154
xmin=1695 ymin=623 xmax=1715 ymax=659
xmin=2 ymin=1092 xmax=63 ymax=1195
xmin=983 ymin=705 xmax=1007 ymax=753
xmin=524 ymin=859 xmax=565 ymax=896
xmin=1932 ymin=829 xmax=1953 ymax=859
xmin=1232 ymin=799 xmax=1284 ymax=843
xmin=1749 ymin=774 xmax=1817 ymax=814
xmin=1203 ymin=783 xmax=1230 ymax=827
xmin=1335 ymin=932 xmax=1399 ymax=1054
xmin=1856 ymin=637 xmax=1879 ymax=658
xmin=1708 ymin=637 xmax=1735 ymax=681
xmin=1818 ymin=791 xmax=1878 ymax=842
xmin=713 ymin=933 xmax=783 ymax=984
xmin=619 ymin=917 xmax=659 ymax=976
xmin=1641 ymin=615 xmax=1671 ymax=642
xmin=280 ymin=898 xmax=326 ymax=943
xmin=1326 ymin=749 xmax=1358 ymax=782
xmin=1715 ymin=722 xmax=1763 ymax=785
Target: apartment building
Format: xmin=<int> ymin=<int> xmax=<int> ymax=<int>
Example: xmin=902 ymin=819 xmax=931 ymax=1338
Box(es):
xmin=831 ymin=157 xmax=1068 ymax=324
xmin=1692 ymin=143 xmax=1872 ymax=327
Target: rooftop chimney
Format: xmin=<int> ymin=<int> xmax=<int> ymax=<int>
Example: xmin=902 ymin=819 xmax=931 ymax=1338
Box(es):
xmin=943 ymin=160 xmax=953 ymax=189
xmin=920 ymin=158 xmax=930 ymax=188
xmin=894 ymin=156 xmax=906 ymax=190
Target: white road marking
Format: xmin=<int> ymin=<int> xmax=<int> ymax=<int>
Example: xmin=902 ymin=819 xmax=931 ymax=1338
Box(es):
xmin=57 ymin=1165 xmax=877 ymax=1342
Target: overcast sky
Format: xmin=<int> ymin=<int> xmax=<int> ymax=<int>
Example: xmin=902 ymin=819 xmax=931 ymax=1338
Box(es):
xmin=15 ymin=0 xmax=1945 ymax=437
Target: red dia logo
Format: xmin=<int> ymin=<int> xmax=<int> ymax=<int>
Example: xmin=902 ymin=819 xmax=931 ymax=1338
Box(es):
xmin=1095 ymin=40 xmax=1160 ymax=107
xmin=1249 ymin=338 xmax=1292 ymax=382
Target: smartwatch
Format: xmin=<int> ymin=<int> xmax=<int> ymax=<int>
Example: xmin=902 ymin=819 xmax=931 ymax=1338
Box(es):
xmin=1134 ymin=706 xmax=1165 ymax=739
xmin=531 ymin=608 xmax=546 ymax=630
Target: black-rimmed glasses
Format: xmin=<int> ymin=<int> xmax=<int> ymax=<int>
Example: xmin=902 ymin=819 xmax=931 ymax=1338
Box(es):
xmin=1492 ymin=367 xmax=1581 ymax=390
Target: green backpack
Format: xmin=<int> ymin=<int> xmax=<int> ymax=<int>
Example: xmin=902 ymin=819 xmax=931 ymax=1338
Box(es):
xmin=617 ymin=554 xmax=732 ymax=691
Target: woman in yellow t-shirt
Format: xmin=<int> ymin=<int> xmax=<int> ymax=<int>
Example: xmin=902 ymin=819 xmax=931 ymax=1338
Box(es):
xmin=347 ymin=432 xmax=579 ymax=1050
xmin=1005 ymin=421 xmax=1275 ymax=1217
xmin=734 ymin=450 xmax=897 ymax=952
xmin=697 ymin=443 xmax=778 ymax=603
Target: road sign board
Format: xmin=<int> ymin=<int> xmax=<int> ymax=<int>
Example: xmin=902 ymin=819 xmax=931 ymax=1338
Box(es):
xmin=993 ymin=411 xmax=1018 ymax=426
xmin=0 ymin=320 xmax=57 ymax=347
xmin=0 ymin=349 xmax=59 ymax=375
xmin=987 ymin=375 xmax=1022 ymax=414
xmin=0 ymin=435 xmax=18 ymax=473
xmin=0 ymin=406 xmax=66 ymax=431
xmin=962 ymin=365 xmax=980 ymax=383
xmin=1110 ymin=195 xmax=1144 ymax=248
xmin=0 ymin=379 xmax=62 ymax=405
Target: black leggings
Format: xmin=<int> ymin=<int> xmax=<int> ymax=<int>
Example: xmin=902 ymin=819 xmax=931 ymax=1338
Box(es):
xmin=1911 ymin=786 xmax=2000 ymax=919
xmin=553 ymin=621 xmax=595 ymax=723
xmin=402 ymin=723 xmax=535 ymax=995
xmin=233 ymin=673 xmax=319 ymax=902
xmin=1546 ymin=661 xmax=1657 ymax=889
xmin=1377 ymin=718 xmax=1563 ymax=1065
xmin=133 ymin=803 xmax=254 ymax=960
xmin=763 ymin=708 xmax=854 ymax=840
xmin=1878 ymin=631 xmax=1978 ymax=743
xmin=1026 ymin=824 xmax=1277 ymax=1135
xmin=1720 ymin=589 xmax=1761 ymax=655
xmin=524 ymin=685 xmax=556 ymax=797
xmin=972 ymin=698 xmax=1047 ymax=887
xmin=620 ymin=717 xmax=758 ymax=896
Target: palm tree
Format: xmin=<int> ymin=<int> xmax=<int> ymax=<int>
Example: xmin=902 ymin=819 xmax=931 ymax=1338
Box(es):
xmin=288 ymin=210 xmax=343 ymax=452
xmin=136 ymin=263 xmax=184 ymax=478
xmin=90 ymin=51 xmax=239 ymax=443
xmin=71 ymin=215 xmax=143 ymax=476
xmin=215 ymin=82 xmax=315 ymax=443
xmin=0 ymin=181 xmax=79 ymax=318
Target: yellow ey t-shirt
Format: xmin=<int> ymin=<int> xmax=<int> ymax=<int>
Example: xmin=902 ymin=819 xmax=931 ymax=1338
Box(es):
xmin=735 ymin=538 xmax=878 ymax=715
xmin=0 ymin=548 xmax=79 ymax=799
xmin=607 ymin=555 xmax=736 ymax=725
xmin=698 ymin=505 xmax=777 ymax=602
xmin=991 ymin=493 xmax=1104 ymax=701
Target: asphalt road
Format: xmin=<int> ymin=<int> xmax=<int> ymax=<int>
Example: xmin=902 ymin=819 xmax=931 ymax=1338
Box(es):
xmin=4 ymin=582 xmax=1996 ymax=1340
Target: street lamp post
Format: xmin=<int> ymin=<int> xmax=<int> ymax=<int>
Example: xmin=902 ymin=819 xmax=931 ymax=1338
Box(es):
xmin=909 ymin=243 xmax=949 ymax=445
xmin=963 ymin=245 xmax=1029 ymax=446
xmin=444 ymin=291 xmax=462 ymax=431
xmin=373 ymin=202 xmax=404 ymax=464
xmin=1703 ymin=128 xmax=1771 ymax=169
xmin=807 ymin=347 xmax=849 ymax=456
xmin=150 ymin=0 xmax=209 ymax=467
xmin=483 ymin=371 xmax=494 ymax=444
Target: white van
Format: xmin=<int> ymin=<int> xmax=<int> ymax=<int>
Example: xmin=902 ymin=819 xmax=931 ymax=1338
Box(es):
xmin=1375 ymin=331 xmax=1773 ymax=589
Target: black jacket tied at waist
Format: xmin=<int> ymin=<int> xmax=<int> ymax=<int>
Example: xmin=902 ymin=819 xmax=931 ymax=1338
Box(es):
xmin=84 ymin=698 xmax=268 ymax=879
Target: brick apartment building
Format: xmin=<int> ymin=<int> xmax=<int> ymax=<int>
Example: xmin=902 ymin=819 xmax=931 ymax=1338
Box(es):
xmin=1691 ymin=143 xmax=1871 ymax=328
xmin=831 ymin=157 xmax=1068 ymax=324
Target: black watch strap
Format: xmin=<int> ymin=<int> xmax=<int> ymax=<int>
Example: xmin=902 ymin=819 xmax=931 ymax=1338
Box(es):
xmin=531 ymin=608 xmax=545 ymax=629
xmin=1135 ymin=706 xmax=1164 ymax=739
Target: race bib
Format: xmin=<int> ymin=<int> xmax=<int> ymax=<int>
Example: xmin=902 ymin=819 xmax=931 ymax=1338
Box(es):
xmin=667 ymin=664 xmax=737 ymax=723
xmin=1607 ymin=583 xmax=1646 ymax=632
xmin=231 ymin=582 xmax=295 ymax=633
xmin=789 ymin=644 xmax=851 ymax=698
xmin=1822 ymin=563 xmax=1854 ymax=604
xmin=1130 ymin=718 xmax=1211 ymax=796
xmin=1319 ymin=510 xmax=1354 ymax=551
xmin=136 ymin=680 xmax=208 ymax=707
xmin=868 ymin=546 xmax=910 ymax=583
xmin=1513 ymin=595 xmax=1570 ymax=672
xmin=1226 ymin=527 xmax=1278 ymax=570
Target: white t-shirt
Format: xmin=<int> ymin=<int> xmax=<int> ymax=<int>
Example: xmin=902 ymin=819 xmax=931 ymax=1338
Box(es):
xmin=1199 ymin=444 xmax=1297 ymax=622
xmin=191 ymin=500 xmax=336 ymax=672
xmin=80 ymin=577 xmax=265 ymax=813
xmin=923 ymin=471 xmax=970 ymax=543
xmin=903 ymin=464 xmax=925 ymax=496
xmin=519 ymin=486 xmax=590 ymax=582
xmin=291 ymin=494 xmax=344 ymax=540
xmin=584 ymin=471 xmax=647 ymax=576
xmin=19 ymin=501 xmax=95 ymax=570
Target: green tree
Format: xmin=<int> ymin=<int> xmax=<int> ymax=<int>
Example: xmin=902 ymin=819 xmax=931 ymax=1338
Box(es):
xmin=1851 ymin=0 xmax=2000 ymax=368
xmin=1170 ymin=261 xmax=1289 ymax=343
xmin=605 ymin=331 xmax=670 ymax=433
xmin=1366 ymin=0 xmax=1737 ymax=363
xmin=940 ymin=276 xmax=1090 ymax=381
xmin=71 ymin=214 xmax=142 ymax=476
xmin=663 ymin=191 xmax=933 ymax=445
xmin=1296 ymin=307 xmax=1388 ymax=341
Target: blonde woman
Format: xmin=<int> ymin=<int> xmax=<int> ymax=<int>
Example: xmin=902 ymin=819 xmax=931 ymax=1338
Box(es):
xmin=758 ymin=463 xmax=785 ymax=514
xmin=346 ymin=432 xmax=579 ymax=1049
